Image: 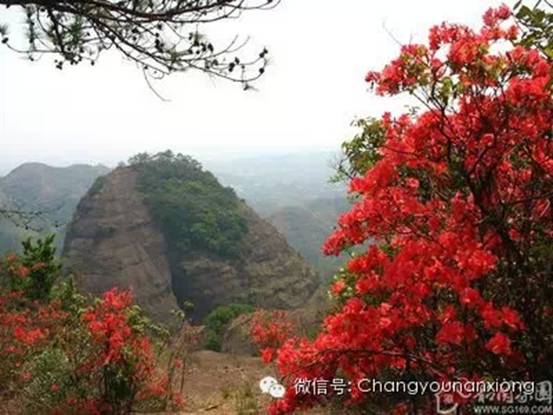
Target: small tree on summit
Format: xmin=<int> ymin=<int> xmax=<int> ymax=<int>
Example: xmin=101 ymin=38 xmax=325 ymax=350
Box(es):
xmin=0 ymin=0 xmax=277 ymax=85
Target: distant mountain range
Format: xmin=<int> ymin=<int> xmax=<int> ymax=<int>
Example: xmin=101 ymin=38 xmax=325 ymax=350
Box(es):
xmin=0 ymin=153 xmax=350 ymax=280
xmin=0 ymin=162 xmax=110 ymax=252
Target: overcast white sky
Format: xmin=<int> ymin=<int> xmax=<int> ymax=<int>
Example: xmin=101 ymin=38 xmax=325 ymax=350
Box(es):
xmin=0 ymin=0 xmax=504 ymax=172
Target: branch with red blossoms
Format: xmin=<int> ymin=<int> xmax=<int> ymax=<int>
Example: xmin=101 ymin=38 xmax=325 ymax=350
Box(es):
xmin=261 ymin=5 xmax=553 ymax=414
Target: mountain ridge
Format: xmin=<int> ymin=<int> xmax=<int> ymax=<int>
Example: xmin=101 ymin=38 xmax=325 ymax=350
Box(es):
xmin=0 ymin=162 xmax=110 ymax=253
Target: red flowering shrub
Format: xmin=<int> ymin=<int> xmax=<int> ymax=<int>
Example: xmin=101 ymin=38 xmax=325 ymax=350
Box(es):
xmin=0 ymin=292 xmax=67 ymax=392
xmin=0 ymin=238 xmax=185 ymax=414
xmin=72 ymin=288 xmax=166 ymax=413
xmin=266 ymin=5 xmax=552 ymax=414
xmin=250 ymin=310 xmax=296 ymax=364
xmin=0 ymin=240 xmax=68 ymax=396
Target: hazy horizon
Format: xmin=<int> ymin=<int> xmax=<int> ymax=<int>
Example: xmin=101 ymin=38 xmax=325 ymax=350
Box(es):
xmin=1 ymin=0 xmax=503 ymax=173
xmin=0 ymin=146 xmax=343 ymax=175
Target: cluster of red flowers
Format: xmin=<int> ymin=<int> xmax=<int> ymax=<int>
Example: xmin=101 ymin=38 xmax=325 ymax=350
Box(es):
xmin=3 ymin=253 xmax=31 ymax=279
xmin=0 ymin=290 xmax=67 ymax=374
xmin=250 ymin=310 xmax=296 ymax=364
xmin=80 ymin=288 xmax=184 ymax=412
xmin=83 ymin=288 xmax=136 ymax=365
xmin=265 ymin=5 xmax=552 ymax=414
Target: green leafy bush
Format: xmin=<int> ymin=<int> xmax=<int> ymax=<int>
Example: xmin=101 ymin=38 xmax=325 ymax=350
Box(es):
xmin=203 ymin=303 xmax=254 ymax=351
xmin=3 ymin=234 xmax=61 ymax=301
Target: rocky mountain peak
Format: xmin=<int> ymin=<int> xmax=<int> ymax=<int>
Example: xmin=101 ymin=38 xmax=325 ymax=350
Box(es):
xmin=63 ymin=157 xmax=319 ymax=324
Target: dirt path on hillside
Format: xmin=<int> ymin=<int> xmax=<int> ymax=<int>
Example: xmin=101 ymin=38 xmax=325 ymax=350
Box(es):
xmin=175 ymin=350 xmax=331 ymax=415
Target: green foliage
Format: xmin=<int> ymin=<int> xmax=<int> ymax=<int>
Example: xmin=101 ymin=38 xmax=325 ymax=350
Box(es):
xmin=22 ymin=348 xmax=73 ymax=414
xmin=203 ymin=303 xmax=254 ymax=351
xmin=126 ymin=302 xmax=171 ymax=341
xmin=50 ymin=278 xmax=86 ymax=316
xmin=88 ymin=175 xmax=107 ymax=197
xmin=20 ymin=235 xmax=61 ymax=301
xmin=331 ymin=117 xmax=385 ymax=183
xmin=130 ymin=151 xmax=248 ymax=258
xmin=515 ymin=0 xmax=553 ymax=60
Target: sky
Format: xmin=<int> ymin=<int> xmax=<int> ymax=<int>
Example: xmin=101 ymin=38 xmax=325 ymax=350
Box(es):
xmin=0 ymin=0 xmax=504 ymax=173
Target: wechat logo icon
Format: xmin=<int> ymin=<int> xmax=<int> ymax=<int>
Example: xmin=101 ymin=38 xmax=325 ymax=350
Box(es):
xmin=259 ymin=376 xmax=286 ymax=399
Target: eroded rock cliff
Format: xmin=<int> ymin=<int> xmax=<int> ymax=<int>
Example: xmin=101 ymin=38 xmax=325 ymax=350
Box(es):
xmin=173 ymin=203 xmax=319 ymax=319
xmin=63 ymin=168 xmax=180 ymax=324
xmin=63 ymin=165 xmax=319 ymax=324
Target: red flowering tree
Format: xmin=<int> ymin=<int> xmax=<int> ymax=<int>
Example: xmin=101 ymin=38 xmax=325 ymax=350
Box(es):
xmin=266 ymin=5 xmax=552 ymax=414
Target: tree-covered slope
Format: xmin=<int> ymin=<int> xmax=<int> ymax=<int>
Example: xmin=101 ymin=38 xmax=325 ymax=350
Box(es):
xmin=0 ymin=163 xmax=110 ymax=253
xmin=129 ymin=151 xmax=248 ymax=258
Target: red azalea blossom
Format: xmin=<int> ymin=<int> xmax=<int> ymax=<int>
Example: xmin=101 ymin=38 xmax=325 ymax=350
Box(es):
xmin=250 ymin=310 xmax=296 ymax=363
xmin=261 ymin=347 xmax=274 ymax=363
xmin=330 ymin=280 xmax=346 ymax=295
xmin=14 ymin=327 xmax=45 ymax=346
xmin=486 ymin=332 xmax=512 ymax=356
xmin=436 ymin=321 xmax=465 ymax=346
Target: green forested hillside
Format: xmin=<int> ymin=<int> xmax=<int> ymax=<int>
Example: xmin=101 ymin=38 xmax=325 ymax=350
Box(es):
xmin=129 ymin=151 xmax=248 ymax=258
xmin=0 ymin=163 xmax=110 ymax=253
